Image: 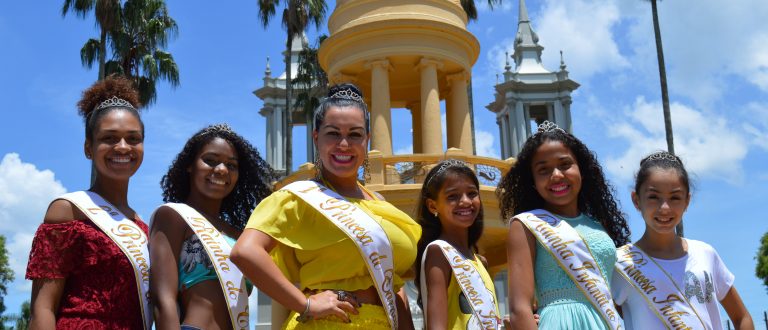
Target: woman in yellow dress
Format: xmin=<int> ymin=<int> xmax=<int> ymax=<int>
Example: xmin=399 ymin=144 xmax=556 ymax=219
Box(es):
xmin=231 ymin=83 xmax=421 ymax=329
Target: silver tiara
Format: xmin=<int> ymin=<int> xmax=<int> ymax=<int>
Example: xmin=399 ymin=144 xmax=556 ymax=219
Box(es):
xmin=200 ymin=123 xmax=234 ymax=136
xmin=329 ymin=88 xmax=364 ymax=103
xmin=424 ymin=159 xmax=469 ymax=187
xmin=644 ymin=151 xmax=680 ymax=164
xmin=536 ymin=120 xmax=565 ymax=134
xmin=93 ymin=96 xmax=136 ymax=112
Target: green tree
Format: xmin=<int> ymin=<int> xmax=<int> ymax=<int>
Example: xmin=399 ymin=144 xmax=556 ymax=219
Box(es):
xmin=257 ymin=0 xmax=328 ymax=175
xmin=293 ymin=35 xmax=328 ymax=127
xmin=103 ymin=0 xmax=180 ymax=106
xmin=1 ymin=300 xmax=30 ymax=330
xmin=0 ymin=236 xmax=14 ymax=326
xmin=62 ymin=0 xmax=122 ymax=81
xmin=757 ymin=232 xmax=768 ymax=292
xmin=459 ymin=0 xmax=502 ymax=22
xmin=292 ymin=34 xmax=328 ymax=165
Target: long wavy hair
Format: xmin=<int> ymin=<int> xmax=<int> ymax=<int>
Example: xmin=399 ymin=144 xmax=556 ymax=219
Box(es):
xmin=496 ymin=129 xmax=630 ymax=246
xmin=160 ymin=124 xmax=275 ymax=230
xmin=414 ymin=160 xmax=484 ymax=307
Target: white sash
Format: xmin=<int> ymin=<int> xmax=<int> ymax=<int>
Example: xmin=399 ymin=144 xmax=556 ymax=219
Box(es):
xmin=514 ymin=209 xmax=621 ymax=330
xmin=282 ymin=180 xmax=398 ymax=329
xmin=58 ymin=191 xmax=152 ymax=329
xmin=419 ymin=240 xmax=500 ymax=330
xmin=157 ymin=203 xmax=249 ymax=330
xmin=615 ymin=244 xmax=706 ymax=329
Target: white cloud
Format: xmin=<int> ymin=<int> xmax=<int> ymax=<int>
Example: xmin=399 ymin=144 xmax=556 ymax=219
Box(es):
xmin=604 ymin=97 xmax=748 ymax=184
xmin=738 ymin=34 xmax=768 ymax=92
xmin=742 ymin=102 xmax=768 ymax=152
xmin=474 ymin=130 xmax=500 ymax=158
xmin=622 ymin=0 xmax=768 ymax=106
xmin=394 ymin=144 xmax=413 ymax=155
xmin=484 ymin=0 xmax=628 ymax=86
xmin=536 ymin=0 xmax=629 ymax=79
xmin=0 ymin=153 xmax=67 ymax=292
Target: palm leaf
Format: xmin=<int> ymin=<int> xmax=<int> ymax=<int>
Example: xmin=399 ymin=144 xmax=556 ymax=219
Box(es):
xmin=80 ymin=38 xmax=101 ymax=68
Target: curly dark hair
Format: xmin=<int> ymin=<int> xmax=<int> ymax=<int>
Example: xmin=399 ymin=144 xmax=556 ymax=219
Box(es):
xmin=160 ymin=124 xmax=276 ymax=230
xmin=496 ymin=129 xmax=630 ymax=246
xmin=414 ymin=160 xmax=484 ymax=307
xmin=77 ymin=75 xmax=143 ymax=140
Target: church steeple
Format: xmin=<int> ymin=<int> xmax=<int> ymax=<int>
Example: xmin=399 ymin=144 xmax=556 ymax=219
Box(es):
xmin=513 ymin=0 xmax=547 ymax=73
xmin=487 ymin=0 xmax=580 ymax=158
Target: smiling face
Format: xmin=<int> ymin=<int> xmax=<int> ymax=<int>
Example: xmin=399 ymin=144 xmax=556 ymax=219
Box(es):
xmin=531 ymin=140 xmax=582 ymax=217
xmin=632 ymin=167 xmax=690 ymax=236
xmin=85 ymin=109 xmax=144 ymax=182
xmin=188 ymin=137 xmax=240 ymax=202
xmin=427 ymin=173 xmax=482 ymax=231
xmin=312 ymin=106 xmax=369 ymax=183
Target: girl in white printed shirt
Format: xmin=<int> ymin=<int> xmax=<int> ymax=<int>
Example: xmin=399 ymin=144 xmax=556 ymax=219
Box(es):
xmin=612 ymin=151 xmax=753 ymax=330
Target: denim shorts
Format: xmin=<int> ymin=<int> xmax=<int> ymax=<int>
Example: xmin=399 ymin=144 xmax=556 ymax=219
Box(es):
xmin=180 ymin=325 xmax=203 ymax=330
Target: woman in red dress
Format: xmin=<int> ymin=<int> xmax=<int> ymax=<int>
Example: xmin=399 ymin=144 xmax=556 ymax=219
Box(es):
xmin=26 ymin=76 xmax=149 ymax=329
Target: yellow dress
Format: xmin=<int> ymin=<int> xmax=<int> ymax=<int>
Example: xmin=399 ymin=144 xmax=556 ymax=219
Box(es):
xmin=444 ymin=255 xmax=500 ymax=330
xmin=246 ymin=186 xmax=421 ymax=329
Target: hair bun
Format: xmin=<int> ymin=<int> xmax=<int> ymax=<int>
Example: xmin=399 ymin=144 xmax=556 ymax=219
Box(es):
xmin=77 ymin=76 xmax=141 ymax=118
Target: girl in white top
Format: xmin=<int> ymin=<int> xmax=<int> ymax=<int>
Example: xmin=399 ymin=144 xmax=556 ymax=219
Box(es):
xmin=612 ymin=151 xmax=753 ymax=330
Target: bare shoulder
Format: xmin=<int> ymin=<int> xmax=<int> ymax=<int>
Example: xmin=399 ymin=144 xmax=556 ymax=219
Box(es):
xmin=477 ymin=254 xmax=489 ymax=268
xmin=149 ymin=205 xmax=187 ymax=232
xmin=43 ymin=199 xmax=84 ymax=224
xmin=425 ymin=244 xmax=450 ymax=269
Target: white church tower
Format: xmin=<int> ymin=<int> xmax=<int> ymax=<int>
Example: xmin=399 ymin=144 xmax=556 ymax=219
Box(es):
xmin=253 ymin=33 xmax=312 ymax=175
xmin=486 ymin=0 xmax=580 ymax=159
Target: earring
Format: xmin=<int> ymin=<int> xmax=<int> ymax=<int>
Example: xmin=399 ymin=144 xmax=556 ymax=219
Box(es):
xmin=314 ymin=156 xmax=323 ymax=179
xmin=433 ymin=211 xmax=438 ymax=218
xmin=363 ymin=154 xmax=371 ymax=183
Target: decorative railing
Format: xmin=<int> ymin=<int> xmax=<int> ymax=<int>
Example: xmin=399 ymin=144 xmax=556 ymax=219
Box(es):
xmin=275 ymin=148 xmax=515 ymax=190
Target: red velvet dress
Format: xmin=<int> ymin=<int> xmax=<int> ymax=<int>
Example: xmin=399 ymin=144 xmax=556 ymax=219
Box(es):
xmin=26 ymin=218 xmax=149 ymax=330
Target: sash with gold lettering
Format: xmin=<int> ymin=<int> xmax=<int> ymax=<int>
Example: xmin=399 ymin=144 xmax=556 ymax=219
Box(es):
xmin=615 ymin=244 xmax=706 ymax=329
xmin=419 ymin=240 xmax=500 ymax=330
xmin=58 ymin=191 xmax=152 ymax=329
xmin=158 ymin=203 xmax=249 ymax=330
xmin=514 ymin=209 xmax=621 ymax=330
xmin=282 ymin=180 xmax=398 ymax=329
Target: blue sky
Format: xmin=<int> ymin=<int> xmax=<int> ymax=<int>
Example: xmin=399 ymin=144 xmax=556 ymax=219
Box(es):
xmin=1 ymin=0 xmax=767 ymax=324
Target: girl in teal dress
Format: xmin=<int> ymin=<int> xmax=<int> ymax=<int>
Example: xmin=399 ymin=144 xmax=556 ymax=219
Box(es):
xmin=497 ymin=121 xmax=630 ymax=329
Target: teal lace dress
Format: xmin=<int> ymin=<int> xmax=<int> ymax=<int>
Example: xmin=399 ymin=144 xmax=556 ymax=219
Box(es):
xmin=534 ymin=213 xmax=618 ymax=329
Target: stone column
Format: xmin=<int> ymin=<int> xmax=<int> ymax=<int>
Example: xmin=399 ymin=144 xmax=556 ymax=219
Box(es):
xmin=562 ymin=97 xmax=573 ymax=133
xmin=408 ymin=101 xmax=423 ymax=154
xmin=274 ymin=105 xmax=285 ymax=172
xmin=366 ymin=59 xmax=393 ymax=155
xmin=262 ymin=107 xmax=274 ymax=166
xmin=514 ymin=101 xmax=526 ymax=156
xmin=498 ymin=117 xmax=507 ymax=159
xmin=306 ymin=110 xmax=315 ymax=164
xmin=418 ymin=57 xmax=444 ymax=154
xmin=446 ymin=71 xmax=473 ymax=154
